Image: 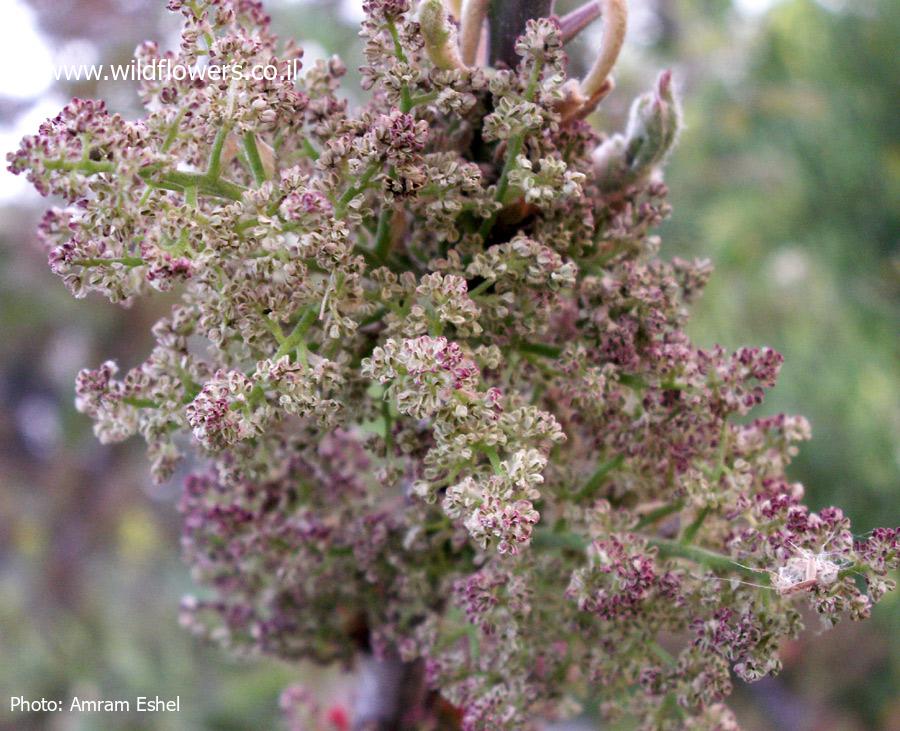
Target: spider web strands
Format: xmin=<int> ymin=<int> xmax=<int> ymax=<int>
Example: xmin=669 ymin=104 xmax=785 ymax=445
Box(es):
xmin=742 ymin=526 xmax=870 ymax=565
xmin=647 ymin=539 xmax=761 ymax=579
xmin=695 ymin=543 xmax=867 ymax=596
xmin=690 ymin=572 xmax=774 ymax=593
xmin=693 ymin=569 xmax=862 ymax=596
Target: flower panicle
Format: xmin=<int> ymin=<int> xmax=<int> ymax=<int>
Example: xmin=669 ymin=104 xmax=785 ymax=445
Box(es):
xmin=9 ymin=2 xmax=897 ymax=728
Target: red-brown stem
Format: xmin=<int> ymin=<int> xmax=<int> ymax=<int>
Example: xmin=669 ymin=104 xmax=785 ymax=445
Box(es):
xmin=559 ymin=1 xmax=601 ymax=44
xmin=488 ymin=0 xmax=554 ymax=67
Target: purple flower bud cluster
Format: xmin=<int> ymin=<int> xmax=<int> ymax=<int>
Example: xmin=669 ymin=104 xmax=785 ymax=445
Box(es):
xmin=10 ymin=1 xmax=897 ymax=728
xmin=567 ymin=535 xmax=682 ymax=620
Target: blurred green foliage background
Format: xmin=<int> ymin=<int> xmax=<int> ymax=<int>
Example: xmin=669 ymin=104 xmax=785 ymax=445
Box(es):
xmin=0 ymin=1 xmax=896 ymax=729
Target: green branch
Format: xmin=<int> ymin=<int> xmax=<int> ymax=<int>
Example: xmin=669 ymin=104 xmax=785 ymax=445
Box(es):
xmin=301 ymin=138 xmax=320 ymax=161
xmin=680 ymin=506 xmax=711 ymax=545
xmin=45 ymin=158 xmax=114 ymax=175
xmin=242 ymin=132 xmax=268 ymax=185
xmin=273 ymin=307 xmax=318 ymax=360
xmin=634 ymin=500 xmax=685 ymax=530
xmin=71 ymin=256 xmax=144 ymax=268
xmin=206 ymin=124 xmax=231 ymax=181
xmin=143 ymin=169 xmax=245 ymax=201
xmin=574 ymin=454 xmax=625 ymax=501
xmin=386 ymin=19 xmax=414 ymax=114
xmin=517 ymin=341 xmax=561 ymax=358
xmin=532 ymin=528 xmax=763 ymax=580
xmin=373 ymin=205 xmax=393 ymax=262
xmin=335 ymin=161 xmax=380 ymax=217
xmin=648 ymin=538 xmax=762 ymax=580
xmin=122 ymin=396 xmax=159 ymax=409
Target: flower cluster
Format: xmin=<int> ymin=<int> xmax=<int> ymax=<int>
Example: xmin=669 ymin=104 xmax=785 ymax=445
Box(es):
xmin=11 ymin=1 xmax=897 ymax=729
xmin=443 ymin=448 xmax=547 ymax=554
